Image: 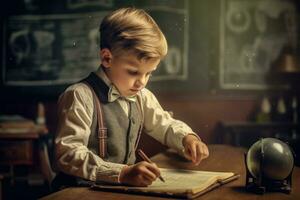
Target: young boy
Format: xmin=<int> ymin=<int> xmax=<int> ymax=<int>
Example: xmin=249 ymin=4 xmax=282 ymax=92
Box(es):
xmin=53 ymin=7 xmax=209 ymax=189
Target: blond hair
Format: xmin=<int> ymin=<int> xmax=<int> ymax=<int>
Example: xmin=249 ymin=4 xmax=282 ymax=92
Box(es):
xmin=99 ymin=7 xmax=168 ymax=60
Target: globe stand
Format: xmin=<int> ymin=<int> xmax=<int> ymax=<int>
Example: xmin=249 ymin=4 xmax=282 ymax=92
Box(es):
xmin=244 ymin=153 xmax=293 ymax=194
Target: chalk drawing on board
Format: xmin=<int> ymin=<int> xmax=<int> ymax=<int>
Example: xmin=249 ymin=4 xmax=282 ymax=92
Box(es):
xmin=146 ymin=2 xmax=189 ymax=81
xmin=164 ymin=46 xmax=182 ymax=75
xmin=219 ymin=0 xmax=297 ymax=89
xmin=3 ymin=13 xmax=107 ymax=86
xmin=225 ymin=2 xmax=251 ymax=34
xmin=33 ymin=31 xmax=56 ymax=73
xmin=10 ymin=29 xmax=56 ymax=68
xmin=3 ymin=1 xmax=189 ymax=86
xmin=9 ymin=28 xmax=31 ymax=65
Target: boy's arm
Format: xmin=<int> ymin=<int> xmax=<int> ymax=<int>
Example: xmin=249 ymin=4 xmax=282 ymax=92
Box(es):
xmin=140 ymin=89 xmax=200 ymax=153
xmin=55 ymin=84 xmax=125 ymax=184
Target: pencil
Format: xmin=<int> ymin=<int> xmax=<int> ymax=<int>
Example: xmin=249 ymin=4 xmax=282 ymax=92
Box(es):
xmin=137 ymin=149 xmax=165 ymax=182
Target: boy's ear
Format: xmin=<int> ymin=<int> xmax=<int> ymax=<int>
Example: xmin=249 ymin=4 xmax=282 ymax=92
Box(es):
xmin=100 ymin=48 xmax=113 ymax=68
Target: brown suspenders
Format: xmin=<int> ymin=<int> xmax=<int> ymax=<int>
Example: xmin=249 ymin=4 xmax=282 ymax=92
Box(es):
xmin=85 ymin=83 xmax=108 ymax=158
xmin=85 ymin=82 xmax=143 ymax=159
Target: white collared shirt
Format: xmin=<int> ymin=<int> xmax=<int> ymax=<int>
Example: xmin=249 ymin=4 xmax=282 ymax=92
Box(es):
xmin=55 ymin=66 xmax=198 ymax=184
xmin=97 ymin=66 xmax=135 ymax=116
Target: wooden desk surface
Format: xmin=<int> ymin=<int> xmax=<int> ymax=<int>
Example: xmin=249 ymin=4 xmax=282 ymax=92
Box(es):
xmin=40 ymin=145 xmax=300 ymax=200
xmin=0 ymin=125 xmax=48 ymax=139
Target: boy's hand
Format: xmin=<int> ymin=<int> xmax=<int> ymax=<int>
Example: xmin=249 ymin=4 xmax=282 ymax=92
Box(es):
xmin=119 ymin=161 xmax=161 ymax=186
xmin=182 ymin=134 xmax=209 ymax=165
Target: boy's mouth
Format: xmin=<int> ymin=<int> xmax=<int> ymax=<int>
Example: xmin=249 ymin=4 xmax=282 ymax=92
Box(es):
xmin=130 ymin=89 xmax=140 ymax=92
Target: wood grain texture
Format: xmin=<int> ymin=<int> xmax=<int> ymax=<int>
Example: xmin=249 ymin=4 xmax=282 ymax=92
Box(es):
xmin=41 ymin=145 xmax=300 ymax=200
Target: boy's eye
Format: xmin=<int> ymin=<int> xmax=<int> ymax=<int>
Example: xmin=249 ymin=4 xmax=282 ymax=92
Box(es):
xmin=127 ymin=69 xmax=153 ymax=77
xmin=127 ymin=70 xmax=138 ymax=76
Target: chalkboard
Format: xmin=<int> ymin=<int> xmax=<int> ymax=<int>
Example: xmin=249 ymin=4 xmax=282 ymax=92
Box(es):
xmin=2 ymin=0 xmax=298 ymax=101
xmin=219 ymin=0 xmax=298 ymax=90
xmin=1 ymin=0 xmax=189 ymax=87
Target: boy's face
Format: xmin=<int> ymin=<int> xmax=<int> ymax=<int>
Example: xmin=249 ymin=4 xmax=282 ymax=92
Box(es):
xmin=101 ymin=49 xmax=160 ymax=97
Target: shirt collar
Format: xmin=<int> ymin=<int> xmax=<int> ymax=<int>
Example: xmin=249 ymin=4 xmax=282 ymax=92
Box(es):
xmin=95 ymin=66 xmax=136 ymax=103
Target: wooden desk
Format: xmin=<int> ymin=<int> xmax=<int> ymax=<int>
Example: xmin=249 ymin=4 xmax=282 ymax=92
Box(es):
xmin=40 ymin=145 xmax=300 ymax=200
xmin=0 ymin=126 xmax=54 ymax=185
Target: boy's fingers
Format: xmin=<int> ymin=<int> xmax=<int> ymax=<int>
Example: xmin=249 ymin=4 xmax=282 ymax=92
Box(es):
xmin=137 ymin=174 xmax=151 ymax=186
xmin=194 ymin=145 xmax=200 ymax=164
xmin=200 ymin=143 xmax=209 ymax=159
xmin=190 ymin=143 xmax=197 ymax=162
xmin=195 ymin=144 xmax=203 ymax=165
xmin=203 ymin=145 xmax=209 ymax=159
xmin=183 ymin=146 xmax=195 ymax=162
xmin=143 ymin=179 xmax=152 ymax=186
xmin=151 ymin=162 xmax=158 ymax=168
xmin=195 ymin=143 xmax=209 ymax=165
xmin=142 ymin=162 xmax=161 ymax=180
xmin=141 ymin=174 xmax=154 ymax=185
xmin=148 ymin=162 xmax=161 ymax=177
xmin=143 ymin=171 xmax=157 ymax=182
xmin=183 ymin=140 xmax=209 ymax=166
xmin=183 ymin=148 xmax=192 ymax=160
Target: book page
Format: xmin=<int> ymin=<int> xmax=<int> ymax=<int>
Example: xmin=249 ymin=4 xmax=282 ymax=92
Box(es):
xmin=127 ymin=168 xmax=234 ymax=194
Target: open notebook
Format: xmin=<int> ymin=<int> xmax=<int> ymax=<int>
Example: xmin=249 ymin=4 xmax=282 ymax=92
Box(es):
xmin=92 ymin=168 xmax=240 ymax=199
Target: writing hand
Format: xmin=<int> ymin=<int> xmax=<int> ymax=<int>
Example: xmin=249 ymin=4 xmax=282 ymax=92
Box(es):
xmin=182 ymin=134 xmax=209 ymax=165
xmin=119 ymin=161 xmax=161 ymax=186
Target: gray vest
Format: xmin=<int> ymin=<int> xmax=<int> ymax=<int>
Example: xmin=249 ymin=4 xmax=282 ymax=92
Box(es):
xmin=83 ymin=72 xmax=142 ymax=165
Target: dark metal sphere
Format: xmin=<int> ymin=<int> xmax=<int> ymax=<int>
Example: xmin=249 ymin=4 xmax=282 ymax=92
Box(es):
xmin=246 ymin=138 xmax=294 ymax=180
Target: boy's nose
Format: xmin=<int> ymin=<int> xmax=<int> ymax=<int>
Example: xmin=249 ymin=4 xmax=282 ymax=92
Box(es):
xmin=137 ymin=76 xmax=147 ymax=87
xmin=135 ymin=80 xmax=144 ymax=89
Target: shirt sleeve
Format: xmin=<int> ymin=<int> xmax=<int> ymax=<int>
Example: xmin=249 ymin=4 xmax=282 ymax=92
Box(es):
xmin=141 ymin=88 xmax=199 ymax=152
xmin=54 ymin=83 xmax=125 ymax=183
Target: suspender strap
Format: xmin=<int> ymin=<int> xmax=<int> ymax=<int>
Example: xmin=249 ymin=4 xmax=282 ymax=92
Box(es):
xmin=85 ymin=82 xmax=107 ymax=158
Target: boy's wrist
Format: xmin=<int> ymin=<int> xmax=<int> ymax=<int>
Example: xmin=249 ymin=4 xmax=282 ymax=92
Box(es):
xmin=119 ymin=165 xmax=130 ymax=183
